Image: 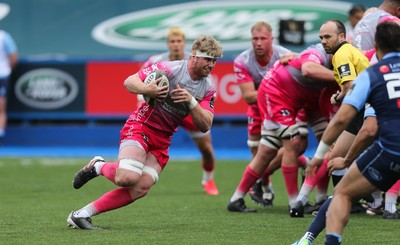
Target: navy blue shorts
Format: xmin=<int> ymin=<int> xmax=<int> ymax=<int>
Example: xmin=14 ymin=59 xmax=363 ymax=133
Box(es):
xmin=356 ymin=141 xmax=400 ymax=192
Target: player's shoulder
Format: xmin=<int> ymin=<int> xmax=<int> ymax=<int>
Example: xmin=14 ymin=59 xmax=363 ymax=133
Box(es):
xmin=234 ymin=48 xmax=252 ymax=63
xmin=272 ymin=44 xmax=290 ymax=53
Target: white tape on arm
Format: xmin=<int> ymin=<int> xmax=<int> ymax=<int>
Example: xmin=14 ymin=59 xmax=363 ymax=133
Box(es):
xmin=189 ymin=96 xmax=198 ymax=109
xmin=314 ymin=141 xmax=330 ymax=159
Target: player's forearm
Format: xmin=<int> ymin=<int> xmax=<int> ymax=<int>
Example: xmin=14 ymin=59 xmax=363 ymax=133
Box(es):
xmin=190 ymin=108 xmax=213 ymax=133
xmin=124 ymin=74 xmax=147 ymax=95
xmin=343 ymin=135 xmax=372 ymax=167
xmin=336 ymin=81 xmax=351 ymax=102
xmin=301 ymin=62 xmax=335 ymax=82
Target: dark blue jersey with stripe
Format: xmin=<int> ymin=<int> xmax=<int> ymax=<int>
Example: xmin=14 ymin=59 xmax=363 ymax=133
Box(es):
xmin=343 ymin=52 xmax=400 ymax=154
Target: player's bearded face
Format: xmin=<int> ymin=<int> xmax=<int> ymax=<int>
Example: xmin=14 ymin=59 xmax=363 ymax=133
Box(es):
xmin=194 ymin=57 xmax=216 ymax=76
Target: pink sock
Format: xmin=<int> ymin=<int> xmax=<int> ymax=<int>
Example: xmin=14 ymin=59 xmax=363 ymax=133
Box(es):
xmin=93 ymin=187 xmax=133 ymax=214
xmin=202 ymin=161 xmax=214 ymax=172
xmin=262 ymin=176 xmax=271 ymax=187
xmin=100 ymin=162 xmax=119 ymax=183
xmin=262 ymin=168 xmax=273 ymax=178
xmin=237 ymin=165 xmax=261 ymax=193
xmin=281 ymin=165 xmax=299 ymax=201
xmin=387 ymin=180 xmax=400 ymax=195
xmin=304 ymin=158 xmax=329 ymax=187
xmin=297 ymin=155 xmax=308 ymax=168
xmin=316 ymin=160 xmax=330 ymax=198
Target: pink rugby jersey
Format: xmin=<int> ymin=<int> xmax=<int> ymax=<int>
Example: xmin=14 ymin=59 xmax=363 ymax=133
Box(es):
xmin=134 ymin=60 xmax=216 ymax=135
xmin=234 ymin=45 xmax=290 ymax=89
xmin=285 ymin=44 xmax=332 ymax=89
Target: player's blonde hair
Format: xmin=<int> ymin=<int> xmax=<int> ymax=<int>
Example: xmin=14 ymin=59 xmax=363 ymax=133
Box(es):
xmin=191 ymin=35 xmax=223 ymax=58
xmin=251 ymin=21 xmax=273 ymax=33
xmin=166 ymin=26 xmax=186 ymax=41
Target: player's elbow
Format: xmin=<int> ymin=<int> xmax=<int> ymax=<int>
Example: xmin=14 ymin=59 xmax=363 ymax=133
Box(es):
xmin=301 ymin=65 xmax=314 ymax=79
xmin=196 ymin=119 xmax=213 ymax=133
xmin=197 ymin=122 xmax=211 ymax=133
xmin=123 ymin=75 xmax=138 ymax=93
xmin=359 ymin=122 xmax=378 ymax=140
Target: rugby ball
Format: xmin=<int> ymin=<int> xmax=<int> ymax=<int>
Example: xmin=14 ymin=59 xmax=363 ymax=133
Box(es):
xmin=143 ymin=70 xmax=169 ymax=105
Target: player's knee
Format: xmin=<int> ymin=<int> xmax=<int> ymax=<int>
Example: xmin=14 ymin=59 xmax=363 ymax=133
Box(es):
xmin=116 ymin=158 xmax=144 ymax=186
xmin=143 ymin=166 xmax=159 ymax=185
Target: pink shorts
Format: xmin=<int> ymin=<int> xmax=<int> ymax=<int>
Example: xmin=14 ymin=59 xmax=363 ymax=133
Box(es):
xmin=181 ymin=115 xmax=199 ymax=131
xmin=120 ymin=119 xmax=172 ymax=169
xmin=247 ymin=104 xmax=262 ymax=135
xmin=296 ymin=108 xmax=307 ymax=124
xmin=258 ymin=68 xmax=322 ymax=127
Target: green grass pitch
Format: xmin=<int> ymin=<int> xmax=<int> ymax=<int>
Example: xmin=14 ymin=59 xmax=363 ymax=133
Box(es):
xmin=0 ymin=157 xmax=398 ymax=244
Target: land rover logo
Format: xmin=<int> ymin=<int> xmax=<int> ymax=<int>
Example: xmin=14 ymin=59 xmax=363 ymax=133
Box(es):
xmin=15 ymin=68 xmax=79 ymax=110
xmin=92 ymin=1 xmax=351 ymax=51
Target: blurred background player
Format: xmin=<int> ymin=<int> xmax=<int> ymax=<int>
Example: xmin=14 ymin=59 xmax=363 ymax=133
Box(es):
xmin=233 ymin=21 xmax=298 ymax=207
xmin=345 ymin=4 xmax=366 ymax=43
xmin=67 ymin=35 xmax=223 ymax=229
xmin=140 ymin=26 xmax=219 ymax=195
xmin=352 ymin=0 xmax=400 ymax=51
xmin=0 ymin=29 xmax=18 ymax=144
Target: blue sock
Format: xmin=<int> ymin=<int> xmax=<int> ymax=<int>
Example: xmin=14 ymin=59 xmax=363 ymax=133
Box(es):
xmin=308 ymin=197 xmax=332 ymax=237
xmin=325 ymin=234 xmax=342 ymax=244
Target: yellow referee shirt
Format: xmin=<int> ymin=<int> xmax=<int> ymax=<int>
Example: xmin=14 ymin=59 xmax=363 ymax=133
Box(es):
xmin=332 ymin=42 xmax=370 ymax=86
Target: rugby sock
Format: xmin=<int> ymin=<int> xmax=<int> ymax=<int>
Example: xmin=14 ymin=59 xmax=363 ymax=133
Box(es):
xmin=281 ymin=165 xmax=299 ymax=205
xmin=261 ymin=175 xmax=271 ymax=189
xmin=385 ymin=192 xmax=398 ymax=213
xmin=297 ymin=158 xmax=329 ymax=204
xmin=230 ymin=165 xmax=260 ymax=202
xmin=370 ymin=190 xmax=383 ymax=208
xmin=261 ymin=168 xmax=273 ymax=178
xmin=325 ymin=234 xmax=342 ymax=245
xmin=94 ymin=161 xmax=105 ymax=175
xmin=297 ymin=183 xmax=313 ymax=205
xmin=201 ymin=160 xmax=215 ymax=183
xmin=100 ymin=162 xmax=119 ymax=183
xmin=74 ymin=204 xmax=97 ymax=218
xmin=93 ymin=187 xmax=133 ymax=214
xmin=316 ymin=159 xmax=330 ymax=203
xmin=385 ymin=180 xmax=400 ymax=212
xmin=202 ymin=170 xmax=214 ymax=184
xmin=308 ymin=197 xmax=331 ymax=237
xmin=297 ymin=154 xmax=310 ymax=168
xmin=202 ymin=161 xmax=214 ymax=172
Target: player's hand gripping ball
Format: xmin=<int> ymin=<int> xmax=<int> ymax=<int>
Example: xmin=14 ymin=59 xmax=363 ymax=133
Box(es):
xmin=143 ymin=70 xmax=169 ymax=105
